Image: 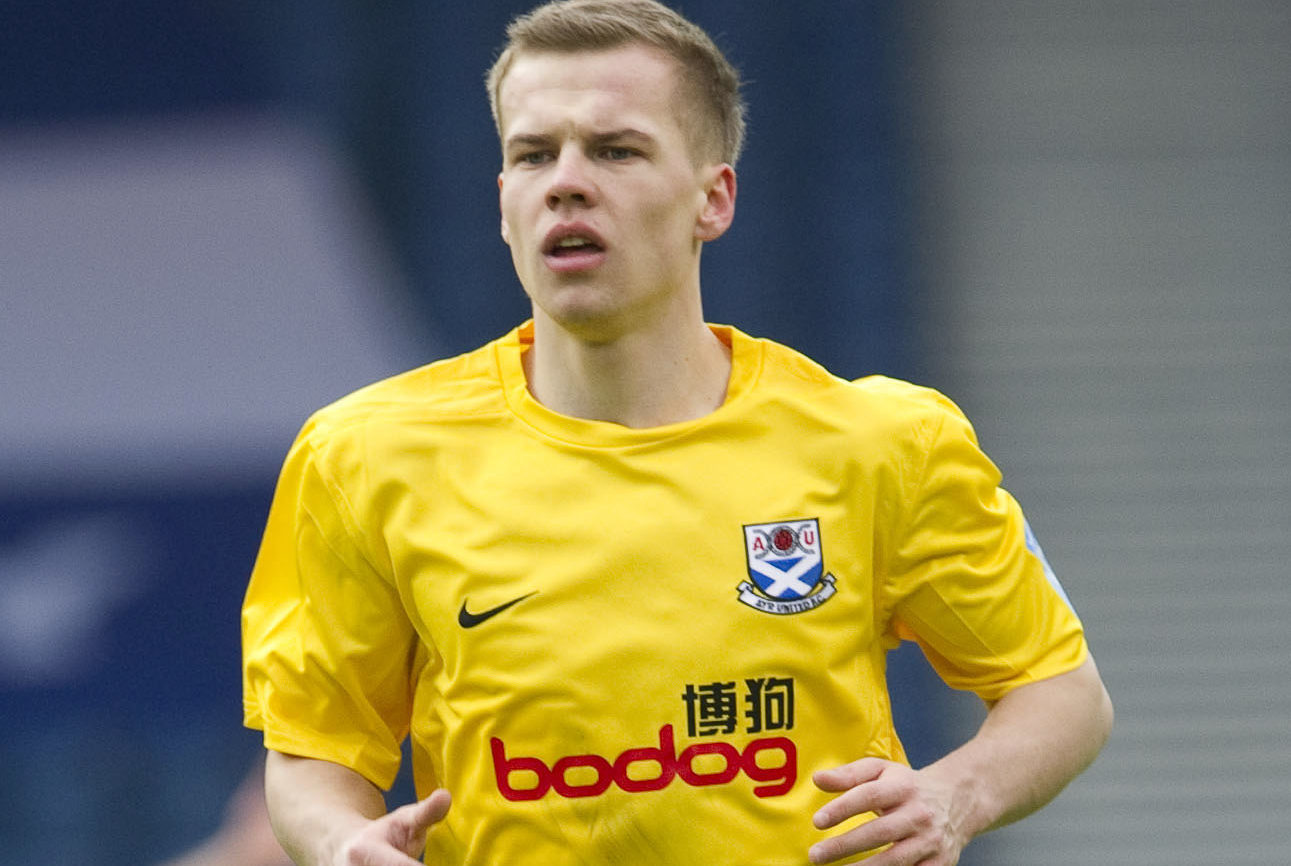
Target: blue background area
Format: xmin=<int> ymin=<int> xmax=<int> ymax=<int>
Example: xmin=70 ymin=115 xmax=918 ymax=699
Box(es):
xmin=0 ymin=489 xmax=272 ymax=863
xmin=0 ymin=3 xmax=961 ymax=862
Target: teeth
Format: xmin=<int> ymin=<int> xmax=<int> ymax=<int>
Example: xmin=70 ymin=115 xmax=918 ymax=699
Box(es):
xmin=556 ymin=236 xmax=592 ymax=248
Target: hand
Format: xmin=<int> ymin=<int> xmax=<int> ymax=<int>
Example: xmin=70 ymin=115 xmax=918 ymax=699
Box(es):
xmin=809 ymin=759 xmax=964 ymax=866
xmin=333 ymin=790 xmax=452 ymax=866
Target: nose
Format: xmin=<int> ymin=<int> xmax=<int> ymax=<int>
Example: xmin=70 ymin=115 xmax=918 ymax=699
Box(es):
xmin=546 ymin=148 xmax=596 ymax=210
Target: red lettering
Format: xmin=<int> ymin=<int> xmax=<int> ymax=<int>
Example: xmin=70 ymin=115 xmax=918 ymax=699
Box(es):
xmin=551 ymin=754 xmax=613 ymax=798
xmin=491 ymin=725 xmax=797 ymax=802
xmin=611 ymin=723 xmax=677 ymax=792
xmin=743 ymin=736 xmax=797 ymax=796
xmin=676 ymin=741 xmax=740 ymax=787
xmin=491 ymin=737 xmax=551 ymax=801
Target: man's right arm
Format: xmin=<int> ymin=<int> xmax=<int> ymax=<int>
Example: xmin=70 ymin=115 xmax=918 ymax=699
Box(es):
xmin=264 ymin=751 xmax=451 ymax=866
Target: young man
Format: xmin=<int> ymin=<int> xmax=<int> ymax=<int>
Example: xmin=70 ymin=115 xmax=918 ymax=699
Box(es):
xmin=241 ymin=2 xmax=1114 ymax=864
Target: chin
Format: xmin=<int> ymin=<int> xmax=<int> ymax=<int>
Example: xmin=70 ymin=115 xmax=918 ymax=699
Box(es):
xmin=540 ymin=300 xmax=639 ymax=344
xmin=550 ymin=310 xmax=631 ymax=343
xmin=530 ymin=282 xmax=623 ymax=330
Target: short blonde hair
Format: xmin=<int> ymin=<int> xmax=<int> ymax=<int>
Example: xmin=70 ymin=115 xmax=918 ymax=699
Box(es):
xmin=486 ymin=0 xmax=746 ymax=165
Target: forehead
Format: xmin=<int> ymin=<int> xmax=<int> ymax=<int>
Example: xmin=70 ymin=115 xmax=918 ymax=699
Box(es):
xmin=498 ymin=44 xmax=685 ymax=137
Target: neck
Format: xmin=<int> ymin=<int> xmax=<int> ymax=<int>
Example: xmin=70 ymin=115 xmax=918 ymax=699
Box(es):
xmin=524 ymin=311 xmax=731 ymax=429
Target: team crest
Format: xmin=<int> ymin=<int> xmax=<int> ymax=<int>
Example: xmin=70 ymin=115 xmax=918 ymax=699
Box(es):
xmin=738 ymin=518 xmax=837 ymax=615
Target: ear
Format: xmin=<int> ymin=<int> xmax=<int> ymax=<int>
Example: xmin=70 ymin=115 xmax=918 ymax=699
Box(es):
xmin=498 ymin=172 xmax=510 ymax=244
xmin=694 ymin=164 xmax=737 ymax=243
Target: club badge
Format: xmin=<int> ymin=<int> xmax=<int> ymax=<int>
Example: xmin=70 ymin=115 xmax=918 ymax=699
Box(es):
xmin=738 ymin=518 xmax=836 ymax=615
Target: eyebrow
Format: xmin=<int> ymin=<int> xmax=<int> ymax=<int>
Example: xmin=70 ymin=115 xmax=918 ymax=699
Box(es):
xmin=591 ymin=128 xmax=656 ymax=147
xmin=504 ymin=127 xmax=658 ymax=153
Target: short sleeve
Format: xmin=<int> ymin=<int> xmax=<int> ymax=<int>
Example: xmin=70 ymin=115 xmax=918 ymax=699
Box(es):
xmin=880 ymin=394 xmax=1088 ymax=703
xmin=241 ymin=421 xmax=418 ymax=788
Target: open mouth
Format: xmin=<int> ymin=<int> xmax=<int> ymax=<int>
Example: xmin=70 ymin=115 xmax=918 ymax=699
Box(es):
xmin=542 ymin=227 xmax=608 ymax=273
xmin=546 ymin=236 xmax=604 ymax=258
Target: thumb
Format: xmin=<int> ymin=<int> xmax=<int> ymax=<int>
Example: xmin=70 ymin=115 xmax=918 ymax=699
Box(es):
xmin=387 ymin=789 xmax=452 ymax=855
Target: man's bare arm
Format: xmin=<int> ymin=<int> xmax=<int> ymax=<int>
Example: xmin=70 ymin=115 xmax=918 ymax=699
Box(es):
xmin=810 ymin=655 xmax=1114 ymax=865
xmin=264 ymin=751 xmax=451 ymax=866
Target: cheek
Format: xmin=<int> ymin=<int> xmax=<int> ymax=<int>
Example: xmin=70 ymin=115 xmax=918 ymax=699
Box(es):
xmin=631 ymin=188 xmax=701 ymax=238
xmin=498 ymin=181 xmax=530 ymax=225
xmin=499 ymin=197 xmax=534 ymax=251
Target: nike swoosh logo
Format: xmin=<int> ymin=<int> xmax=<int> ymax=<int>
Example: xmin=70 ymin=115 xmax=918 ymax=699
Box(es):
xmin=458 ymin=592 xmax=536 ymax=628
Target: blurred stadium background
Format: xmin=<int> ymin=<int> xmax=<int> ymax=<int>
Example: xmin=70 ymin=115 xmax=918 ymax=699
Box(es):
xmin=1 ymin=2 xmax=1286 ymax=863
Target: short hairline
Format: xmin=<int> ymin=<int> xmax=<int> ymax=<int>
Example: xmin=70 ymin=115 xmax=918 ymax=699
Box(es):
xmin=490 ymin=43 xmax=725 ymax=166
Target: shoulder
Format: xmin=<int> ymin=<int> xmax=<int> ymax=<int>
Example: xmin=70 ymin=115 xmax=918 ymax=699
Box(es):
xmin=742 ymin=330 xmax=969 ymax=440
xmin=844 ymin=376 xmax=988 ymax=476
xmin=848 ymin=375 xmax=971 ymax=431
xmin=297 ymin=331 xmax=512 ymax=455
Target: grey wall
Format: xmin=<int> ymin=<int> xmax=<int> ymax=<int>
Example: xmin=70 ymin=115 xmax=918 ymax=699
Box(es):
xmin=907 ymin=2 xmax=1291 ymax=862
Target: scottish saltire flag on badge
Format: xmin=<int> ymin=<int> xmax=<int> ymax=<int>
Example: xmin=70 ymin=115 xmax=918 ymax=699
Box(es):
xmin=738 ymin=518 xmax=836 ymax=615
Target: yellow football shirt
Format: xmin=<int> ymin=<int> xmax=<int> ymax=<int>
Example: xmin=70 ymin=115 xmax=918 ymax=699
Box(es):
xmin=242 ymin=322 xmax=1087 ymax=864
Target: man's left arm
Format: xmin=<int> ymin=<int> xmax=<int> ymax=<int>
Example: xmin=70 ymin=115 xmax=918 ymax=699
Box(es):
xmin=809 ymin=655 xmax=1113 ymax=866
